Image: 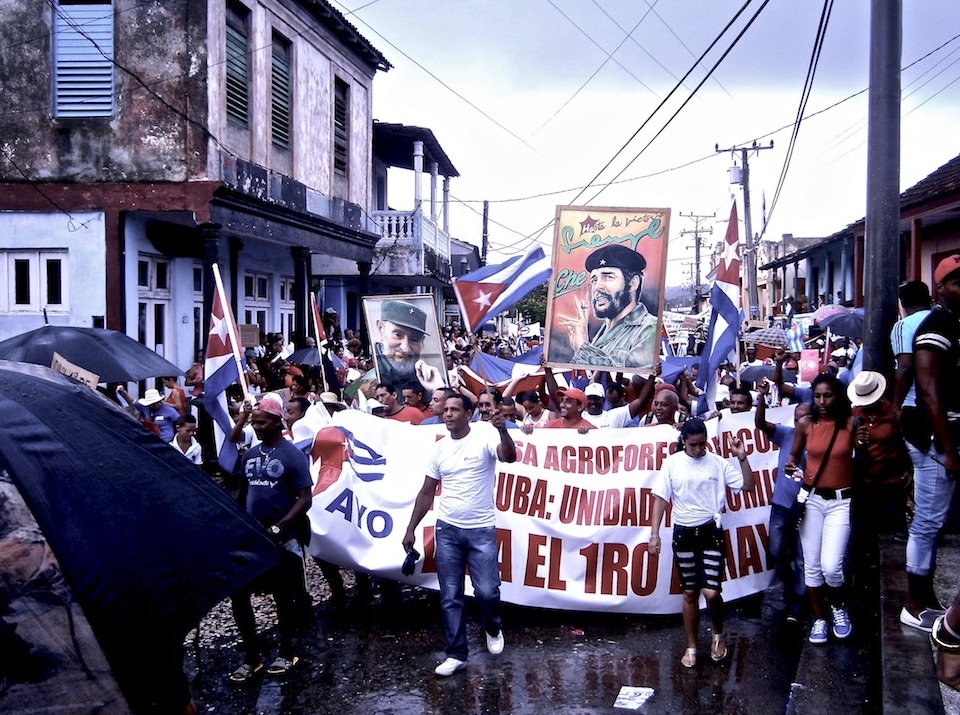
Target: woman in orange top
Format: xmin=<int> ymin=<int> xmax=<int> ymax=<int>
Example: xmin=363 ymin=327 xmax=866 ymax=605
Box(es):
xmin=786 ymin=373 xmax=856 ymax=646
xmin=162 ymin=376 xmax=188 ymax=415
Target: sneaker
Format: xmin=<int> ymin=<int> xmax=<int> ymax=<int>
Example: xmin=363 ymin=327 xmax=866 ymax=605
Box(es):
xmin=831 ymin=606 xmax=853 ymax=639
xmin=266 ymin=656 xmax=299 ymax=675
xmin=486 ymin=630 xmax=505 ymax=655
xmin=809 ymin=618 xmax=829 ymax=645
xmin=900 ymin=606 xmax=943 ymax=633
xmin=435 ymin=657 xmax=466 ymax=676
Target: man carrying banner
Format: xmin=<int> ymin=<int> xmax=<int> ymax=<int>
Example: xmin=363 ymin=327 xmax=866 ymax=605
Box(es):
xmin=402 ymin=393 xmax=517 ymax=676
xmin=558 ymin=244 xmax=658 ymax=368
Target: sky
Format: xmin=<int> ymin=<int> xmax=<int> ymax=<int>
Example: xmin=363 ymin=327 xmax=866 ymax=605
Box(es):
xmin=334 ymin=0 xmax=960 ymax=287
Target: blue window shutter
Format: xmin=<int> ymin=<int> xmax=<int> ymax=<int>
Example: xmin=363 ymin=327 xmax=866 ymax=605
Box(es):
xmin=55 ymin=4 xmax=114 ymax=117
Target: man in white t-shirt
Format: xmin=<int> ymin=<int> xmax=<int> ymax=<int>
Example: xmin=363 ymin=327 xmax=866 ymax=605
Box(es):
xmin=403 ymin=393 xmax=517 ymax=676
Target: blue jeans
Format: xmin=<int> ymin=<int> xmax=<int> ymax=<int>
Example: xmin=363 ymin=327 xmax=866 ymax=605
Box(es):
xmin=434 ymin=520 xmax=502 ymax=660
xmin=768 ymin=504 xmax=806 ymax=612
xmin=906 ymin=443 xmax=956 ymax=576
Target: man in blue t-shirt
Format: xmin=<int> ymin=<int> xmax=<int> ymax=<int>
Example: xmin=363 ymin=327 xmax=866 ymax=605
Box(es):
xmin=756 ymin=380 xmax=810 ymax=623
xmin=229 ymin=399 xmax=312 ymax=682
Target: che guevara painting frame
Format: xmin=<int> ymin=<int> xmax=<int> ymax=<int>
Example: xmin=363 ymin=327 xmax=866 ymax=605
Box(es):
xmin=543 ymin=206 xmax=670 ymax=373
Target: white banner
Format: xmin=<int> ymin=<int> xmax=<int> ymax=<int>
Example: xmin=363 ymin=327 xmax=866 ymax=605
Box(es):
xmin=306 ymin=408 xmax=788 ymax=614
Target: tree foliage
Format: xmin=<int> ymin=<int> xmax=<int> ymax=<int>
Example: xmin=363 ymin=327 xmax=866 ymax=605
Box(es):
xmin=512 ymin=284 xmax=549 ymax=324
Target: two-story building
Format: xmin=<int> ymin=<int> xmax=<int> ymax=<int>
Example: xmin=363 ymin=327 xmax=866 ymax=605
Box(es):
xmin=0 ymin=0 xmax=404 ymax=374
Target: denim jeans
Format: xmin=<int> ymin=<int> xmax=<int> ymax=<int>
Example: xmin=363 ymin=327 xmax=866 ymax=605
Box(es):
xmin=906 ymin=443 xmax=956 ymax=576
xmin=434 ymin=520 xmax=502 ymax=661
xmin=799 ymin=493 xmax=851 ymax=588
xmin=768 ymin=504 xmax=806 ymax=611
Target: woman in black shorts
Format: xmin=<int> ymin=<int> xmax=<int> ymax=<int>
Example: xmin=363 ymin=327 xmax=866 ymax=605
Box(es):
xmin=650 ymin=418 xmax=756 ymax=667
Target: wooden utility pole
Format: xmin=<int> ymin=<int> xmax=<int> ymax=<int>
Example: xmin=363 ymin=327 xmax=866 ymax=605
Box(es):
xmin=715 ymin=141 xmax=774 ymax=318
xmin=679 ymin=211 xmax=715 ymax=312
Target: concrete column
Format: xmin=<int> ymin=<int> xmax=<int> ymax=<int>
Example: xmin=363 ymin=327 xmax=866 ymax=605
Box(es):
xmin=357 ymin=260 xmax=371 ymax=350
xmin=430 ymin=161 xmax=439 ymax=221
xmin=413 ymin=140 xmax=424 ymax=210
xmin=910 ymin=218 xmax=922 ymax=280
xmin=443 ymin=177 xmax=450 ymax=234
xmin=291 ymin=246 xmax=311 ymax=348
xmin=840 ymin=242 xmax=849 ymax=303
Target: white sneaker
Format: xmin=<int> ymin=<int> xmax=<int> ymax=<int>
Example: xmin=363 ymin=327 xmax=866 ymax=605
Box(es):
xmin=435 ymin=657 xmax=466 ymax=676
xmin=486 ymin=630 xmax=505 ymax=655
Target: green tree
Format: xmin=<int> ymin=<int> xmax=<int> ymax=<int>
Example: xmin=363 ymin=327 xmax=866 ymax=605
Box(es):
xmin=513 ymin=284 xmax=549 ymax=324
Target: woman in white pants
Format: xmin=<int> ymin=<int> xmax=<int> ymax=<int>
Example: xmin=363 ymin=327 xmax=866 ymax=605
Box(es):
xmin=786 ymin=373 xmax=856 ymax=645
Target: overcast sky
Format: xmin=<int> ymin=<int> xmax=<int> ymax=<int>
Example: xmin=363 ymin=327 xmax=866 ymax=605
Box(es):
xmin=335 ymin=0 xmax=960 ymax=286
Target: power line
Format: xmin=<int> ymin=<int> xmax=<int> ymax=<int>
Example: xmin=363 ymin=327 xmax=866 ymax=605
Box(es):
xmin=581 ymin=0 xmax=774 ymax=206
xmin=563 ymin=0 xmax=758 ymax=209
xmin=763 ymin=0 xmax=835 ymax=237
xmin=330 ymin=0 xmax=543 ymax=158
xmin=533 ymin=0 xmax=660 ymax=135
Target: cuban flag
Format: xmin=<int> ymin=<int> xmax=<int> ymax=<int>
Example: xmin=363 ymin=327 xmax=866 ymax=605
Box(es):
xmin=453 ymin=247 xmax=552 ymax=333
xmin=787 ymin=323 xmax=805 ymax=353
xmin=203 ymin=264 xmax=245 ymax=472
xmin=696 ymin=202 xmax=742 ymax=415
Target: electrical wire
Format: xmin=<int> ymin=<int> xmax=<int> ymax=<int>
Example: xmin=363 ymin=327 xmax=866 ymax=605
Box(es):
xmin=762 ymin=0 xmax=834 ymax=237
xmin=533 ymin=0 xmax=660 ymax=136
xmin=562 ymin=0 xmax=757 ymax=209
xmin=580 ymin=0 xmax=774 ymax=207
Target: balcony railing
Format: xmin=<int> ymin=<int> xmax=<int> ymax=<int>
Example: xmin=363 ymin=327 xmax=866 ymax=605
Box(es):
xmin=370 ymin=208 xmax=452 ymax=282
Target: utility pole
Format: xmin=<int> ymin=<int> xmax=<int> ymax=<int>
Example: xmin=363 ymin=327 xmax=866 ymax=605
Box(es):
xmin=481 ymin=200 xmax=489 ymax=265
xmin=862 ymin=0 xmax=901 ymax=372
xmin=715 ymin=140 xmax=774 ymax=319
xmin=679 ymin=211 xmax=714 ymax=313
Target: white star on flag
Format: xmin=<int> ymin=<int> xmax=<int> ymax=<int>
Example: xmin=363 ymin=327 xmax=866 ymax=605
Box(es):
xmin=209 ymin=313 xmax=229 ymax=344
xmin=473 ymin=290 xmax=493 ymax=310
xmin=720 ymin=233 xmax=740 ymax=275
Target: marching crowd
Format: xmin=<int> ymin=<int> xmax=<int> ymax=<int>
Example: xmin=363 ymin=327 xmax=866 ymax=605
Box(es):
xmin=115 ymin=255 xmax=960 ymax=711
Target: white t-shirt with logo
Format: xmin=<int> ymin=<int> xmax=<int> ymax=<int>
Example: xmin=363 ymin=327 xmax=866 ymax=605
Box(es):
xmin=427 ymin=422 xmax=502 ymax=528
xmin=652 ymin=450 xmax=744 ymax=527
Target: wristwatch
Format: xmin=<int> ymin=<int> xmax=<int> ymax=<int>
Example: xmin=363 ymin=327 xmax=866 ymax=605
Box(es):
xmin=268 ymin=524 xmax=281 ymax=536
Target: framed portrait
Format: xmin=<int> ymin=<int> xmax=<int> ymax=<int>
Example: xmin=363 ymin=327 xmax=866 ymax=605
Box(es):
xmin=544 ymin=206 xmax=670 ymax=372
xmin=362 ymin=293 xmax=448 ymax=396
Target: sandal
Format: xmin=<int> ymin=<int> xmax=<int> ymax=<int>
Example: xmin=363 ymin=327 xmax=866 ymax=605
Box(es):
xmin=266 ymin=655 xmax=300 ymax=675
xmin=229 ymin=660 xmax=264 ymax=683
xmin=681 ymin=647 xmax=697 ymax=668
xmin=711 ymin=632 xmax=728 ymax=662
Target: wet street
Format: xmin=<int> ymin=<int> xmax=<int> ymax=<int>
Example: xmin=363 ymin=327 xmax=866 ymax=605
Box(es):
xmin=184 ymin=561 xmax=856 ymax=715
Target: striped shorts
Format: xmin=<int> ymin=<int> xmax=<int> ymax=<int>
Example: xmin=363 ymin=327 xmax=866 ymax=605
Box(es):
xmin=672 ymin=521 xmax=725 ymax=592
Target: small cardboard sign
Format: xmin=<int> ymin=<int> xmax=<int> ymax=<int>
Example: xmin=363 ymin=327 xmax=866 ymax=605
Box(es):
xmin=238 ymin=324 xmax=261 ymax=348
xmin=799 ymin=348 xmax=820 ymax=382
xmin=50 ymin=352 xmax=100 ymax=389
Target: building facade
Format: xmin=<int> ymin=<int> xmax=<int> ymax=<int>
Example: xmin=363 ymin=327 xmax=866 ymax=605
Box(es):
xmin=0 ymin=0 xmax=390 ymax=373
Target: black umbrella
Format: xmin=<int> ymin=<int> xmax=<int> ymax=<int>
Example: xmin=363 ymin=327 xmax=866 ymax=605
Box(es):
xmin=0 ymin=325 xmax=183 ymax=383
xmin=740 ymin=364 xmax=798 ymax=383
xmin=0 ymin=361 xmax=280 ymax=711
xmin=288 ymin=346 xmax=322 ymax=365
xmin=818 ymin=307 xmax=865 ymax=339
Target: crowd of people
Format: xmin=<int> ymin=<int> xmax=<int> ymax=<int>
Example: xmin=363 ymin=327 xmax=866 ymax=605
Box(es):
xmin=113 ymin=254 xmax=960 ymax=709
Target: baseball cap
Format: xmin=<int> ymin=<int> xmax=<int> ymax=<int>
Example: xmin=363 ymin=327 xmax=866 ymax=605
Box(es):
xmin=255 ymin=398 xmax=284 ymax=420
xmin=558 ymin=387 xmax=587 ymax=407
xmin=584 ymin=383 xmax=605 ymax=398
xmin=934 ymin=254 xmax=960 ymax=285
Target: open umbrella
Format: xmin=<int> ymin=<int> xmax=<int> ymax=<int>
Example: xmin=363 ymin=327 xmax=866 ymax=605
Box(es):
xmin=740 ymin=364 xmax=798 ymax=384
xmin=811 ymin=303 xmax=849 ymax=323
xmin=0 ymin=325 xmax=182 ymax=383
xmin=742 ymin=327 xmax=789 ymax=349
xmin=818 ymin=307 xmax=865 ymax=339
xmin=0 ymin=360 xmax=279 ymax=711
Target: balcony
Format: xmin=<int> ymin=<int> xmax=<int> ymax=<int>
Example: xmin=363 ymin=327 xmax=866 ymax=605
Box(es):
xmin=371 ymin=208 xmax=452 ymax=285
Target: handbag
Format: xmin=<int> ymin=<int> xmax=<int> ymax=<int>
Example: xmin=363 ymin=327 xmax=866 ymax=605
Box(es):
xmin=794 ymin=421 xmax=842 ymax=526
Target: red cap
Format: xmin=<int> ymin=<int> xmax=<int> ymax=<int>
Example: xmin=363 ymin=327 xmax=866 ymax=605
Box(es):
xmin=558 ymin=387 xmax=587 ymax=407
xmin=654 ymin=383 xmax=677 ymax=395
xmin=934 ymin=254 xmax=960 ymax=285
xmin=255 ymin=398 xmax=284 ymax=420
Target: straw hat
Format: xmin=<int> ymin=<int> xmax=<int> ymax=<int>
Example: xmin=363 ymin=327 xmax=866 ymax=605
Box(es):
xmin=847 ymin=371 xmax=886 ymax=407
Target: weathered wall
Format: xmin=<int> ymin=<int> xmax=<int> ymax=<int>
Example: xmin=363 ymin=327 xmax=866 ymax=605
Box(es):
xmin=209 ymin=0 xmax=376 ymax=210
xmin=0 ymin=0 xmax=208 ymax=183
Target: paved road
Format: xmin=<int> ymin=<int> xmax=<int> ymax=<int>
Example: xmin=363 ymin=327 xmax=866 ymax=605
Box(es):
xmin=185 ymin=565 xmax=869 ymax=715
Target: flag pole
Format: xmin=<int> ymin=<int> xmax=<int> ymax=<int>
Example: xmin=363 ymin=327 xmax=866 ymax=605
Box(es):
xmin=310 ymin=292 xmax=330 ymax=393
xmin=212 ymin=263 xmax=251 ymax=404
